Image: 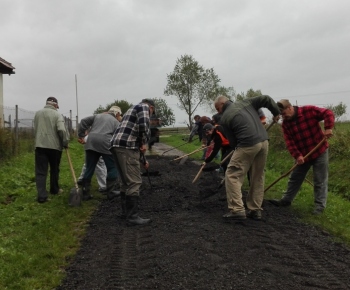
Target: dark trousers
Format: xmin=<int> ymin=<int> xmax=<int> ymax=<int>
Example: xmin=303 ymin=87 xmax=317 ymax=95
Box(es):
xmin=221 ymin=147 xmax=234 ymax=172
xmin=35 ymin=147 xmax=62 ymax=199
xmin=83 ymin=150 xmax=118 ymax=182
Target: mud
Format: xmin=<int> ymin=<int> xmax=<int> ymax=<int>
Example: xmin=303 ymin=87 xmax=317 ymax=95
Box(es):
xmin=57 ymin=149 xmax=350 ymax=290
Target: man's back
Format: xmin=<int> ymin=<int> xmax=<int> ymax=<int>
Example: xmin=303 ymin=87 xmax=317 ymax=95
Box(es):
xmin=34 ymin=106 xmax=65 ymax=150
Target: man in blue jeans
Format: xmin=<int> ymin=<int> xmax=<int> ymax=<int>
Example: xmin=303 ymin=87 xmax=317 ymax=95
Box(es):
xmin=270 ymin=99 xmax=334 ymax=215
xmin=78 ymin=106 xmax=122 ymax=201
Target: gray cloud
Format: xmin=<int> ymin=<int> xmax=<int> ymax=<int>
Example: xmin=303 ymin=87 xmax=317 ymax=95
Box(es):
xmin=1 ymin=0 xmax=349 ymax=124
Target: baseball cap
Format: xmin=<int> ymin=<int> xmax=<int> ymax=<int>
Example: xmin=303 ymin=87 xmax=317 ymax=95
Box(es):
xmin=203 ymin=123 xmax=214 ymax=132
xmin=277 ymin=99 xmax=292 ymax=111
xmin=46 ymin=96 xmax=59 ymax=108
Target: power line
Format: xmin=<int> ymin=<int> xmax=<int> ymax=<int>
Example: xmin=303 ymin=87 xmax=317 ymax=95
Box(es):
xmin=283 ymin=90 xmax=350 ymax=98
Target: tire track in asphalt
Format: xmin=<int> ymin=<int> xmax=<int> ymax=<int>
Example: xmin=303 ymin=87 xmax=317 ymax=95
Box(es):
xmin=104 ymin=227 xmax=156 ymax=290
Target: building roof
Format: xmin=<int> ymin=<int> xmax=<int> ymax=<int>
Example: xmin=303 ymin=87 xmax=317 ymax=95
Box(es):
xmin=0 ymin=57 xmax=15 ymax=75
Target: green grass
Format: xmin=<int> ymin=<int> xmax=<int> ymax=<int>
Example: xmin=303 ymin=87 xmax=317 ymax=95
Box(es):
xmin=0 ymin=141 xmax=100 ymax=290
xmin=160 ymin=132 xmax=350 ymax=246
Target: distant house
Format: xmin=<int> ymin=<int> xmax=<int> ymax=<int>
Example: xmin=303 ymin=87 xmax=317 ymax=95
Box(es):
xmin=0 ymin=57 xmax=16 ymax=127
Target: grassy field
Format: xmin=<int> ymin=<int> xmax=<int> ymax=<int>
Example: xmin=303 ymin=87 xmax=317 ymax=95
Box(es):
xmin=1 ymin=124 xmax=350 ymax=289
xmin=0 ymin=141 xmax=100 ymax=290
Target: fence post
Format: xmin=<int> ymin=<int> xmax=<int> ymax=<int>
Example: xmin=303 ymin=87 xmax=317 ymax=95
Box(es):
xmin=15 ymin=105 xmax=19 ymax=155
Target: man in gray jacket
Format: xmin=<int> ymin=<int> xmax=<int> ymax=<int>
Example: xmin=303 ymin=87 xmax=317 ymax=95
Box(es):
xmin=34 ymin=96 xmax=69 ymax=203
xmin=214 ymin=95 xmax=280 ymax=220
xmin=78 ymin=106 xmax=121 ymax=201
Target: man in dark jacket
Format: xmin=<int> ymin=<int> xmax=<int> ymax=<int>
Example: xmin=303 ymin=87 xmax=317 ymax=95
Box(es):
xmin=188 ymin=115 xmax=202 ymax=142
xmin=215 ymin=95 xmax=280 ymax=220
xmin=202 ymin=122 xmax=233 ymax=172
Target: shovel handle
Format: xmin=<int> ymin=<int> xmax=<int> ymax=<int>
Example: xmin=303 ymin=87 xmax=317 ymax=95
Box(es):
xmin=161 ymin=137 xmax=199 ymax=155
xmin=65 ymin=148 xmax=78 ymax=189
xmin=192 ymin=163 xmax=206 ymax=184
xmin=265 ymin=120 xmax=276 ymax=132
xmin=172 ymin=146 xmax=209 ymax=161
xmin=264 ymin=137 xmax=327 ymax=193
xmin=220 ymin=150 xmax=233 ymax=165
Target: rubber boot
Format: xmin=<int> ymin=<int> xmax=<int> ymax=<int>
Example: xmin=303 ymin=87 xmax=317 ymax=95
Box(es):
xmin=106 ymin=180 xmax=119 ymax=200
xmin=82 ymin=180 xmax=93 ymax=201
xmin=126 ymin=195 xmax=151 ymax=226
xmin=118 ymin=192 xmax=126 ymax=219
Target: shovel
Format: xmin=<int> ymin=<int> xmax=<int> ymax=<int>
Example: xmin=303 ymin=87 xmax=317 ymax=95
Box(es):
xmin=264 ymin=138 xmax=327 ymax=193
xmin=66 ymin=148 xmax=82 ymax=207
xmin=141 ymin=152 xmax=152 ymax=189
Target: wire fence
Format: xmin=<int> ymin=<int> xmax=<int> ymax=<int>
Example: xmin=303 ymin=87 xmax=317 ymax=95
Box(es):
xmin=0 ymin=105 xmax=74 ymax=161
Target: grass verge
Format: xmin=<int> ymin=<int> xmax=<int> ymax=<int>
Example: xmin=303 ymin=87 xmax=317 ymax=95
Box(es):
xmin=0 ymin=141 xmax=100 ymax=290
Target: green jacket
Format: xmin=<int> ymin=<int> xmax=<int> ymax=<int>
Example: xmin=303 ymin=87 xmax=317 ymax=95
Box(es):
xmin=220 ymin=95 xmax=280 ymax=148
xmin=34 ymin=105 xmax=69 ymax=151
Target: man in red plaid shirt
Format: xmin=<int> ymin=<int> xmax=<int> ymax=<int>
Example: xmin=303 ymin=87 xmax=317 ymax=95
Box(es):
xmin=270 ymin=99 xmax=334 ymax=215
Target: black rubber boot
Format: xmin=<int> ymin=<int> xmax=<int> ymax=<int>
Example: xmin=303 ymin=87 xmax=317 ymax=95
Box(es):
xmin=118 ymin=192 xmax=126 ymax=219
xmin=106 ymin=180 xmax=119 ymax=200
xmin=126 ymin=195 xmax=151 ymax=226
xmin=82 ymin=180 xmax=93 ymax=201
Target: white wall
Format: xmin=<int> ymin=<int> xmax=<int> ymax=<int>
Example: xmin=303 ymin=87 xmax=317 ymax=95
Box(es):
xmin=0 ymin=74 xmax=3 ymax=127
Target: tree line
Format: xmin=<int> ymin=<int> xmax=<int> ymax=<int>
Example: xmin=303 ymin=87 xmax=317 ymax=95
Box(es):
xmin=94 ymin=54 xmax=347 ymax=128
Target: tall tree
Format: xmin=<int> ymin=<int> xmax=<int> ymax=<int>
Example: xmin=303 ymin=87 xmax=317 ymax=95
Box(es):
xmin=164 ymin=54 xmax=220 ymax=128
xmin=153 ymin=98 xmax=175 ymax=127
xmin=325 ymin=102 xmax=347 ymax=122
xmin=236 ymin=88 xmax=263 ymax=101
xmin=94 ymin=100 xmax=133 ymax=115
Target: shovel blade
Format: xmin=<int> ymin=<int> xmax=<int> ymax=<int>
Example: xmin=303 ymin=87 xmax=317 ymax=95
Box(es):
xmin=69 ymin=187 xmax=82 ymax=207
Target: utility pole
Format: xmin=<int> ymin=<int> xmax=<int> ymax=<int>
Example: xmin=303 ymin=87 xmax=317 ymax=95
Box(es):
xmin=75 ymin=74 xmax=79 ymax=135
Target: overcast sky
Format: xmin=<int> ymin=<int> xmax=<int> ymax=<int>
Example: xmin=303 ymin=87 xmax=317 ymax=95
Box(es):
xmin=1 ymin=0 xmax=350 ymax=126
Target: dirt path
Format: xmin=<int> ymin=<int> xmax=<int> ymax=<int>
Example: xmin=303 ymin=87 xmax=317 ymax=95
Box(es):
xmin=57 ymin=143 xmax=350 ymax=290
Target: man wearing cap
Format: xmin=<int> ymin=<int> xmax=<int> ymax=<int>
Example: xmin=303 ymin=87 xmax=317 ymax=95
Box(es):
xmin=214 ymin=95 xmax=280 ymax=220
xmin=270 ymin=99 xmax=334 ymax=215
xmin=188 ymin=115 xmax=202 ymax=142
xmin=34 ymin=96 xmax=69 ymax=203
xmin=78 ymin=106 xmax=122 ymax=201
xmin=202 ymin=122 xmax=233 ymax=172
xmin=110 ymin=99 xmax=155 ymax=226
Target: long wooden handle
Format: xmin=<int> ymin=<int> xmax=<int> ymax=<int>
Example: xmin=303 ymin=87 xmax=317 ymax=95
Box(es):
xmin=265 ymin=120 xmax=276 ymax=132
xmin=66 ymin=148 xmax=78 ymax=188
xmin=264 ymin=138 xmax=327 ymax=193
xmin=220 ymin=151 xmax=233 ymax=165
xmin=192 ymin=163 xmax=206 ymax=184
xmin=172 ymin=146 xmax=209 ymax=161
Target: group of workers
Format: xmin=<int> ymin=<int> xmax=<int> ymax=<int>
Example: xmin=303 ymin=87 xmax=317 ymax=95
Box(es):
xmin=33 ymin=94 xmax=334 ymax=226
xmin=34 ymin=97 xmax=156 ymax=226
xmin=190 ymin=95 xmax=334 ymax=220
